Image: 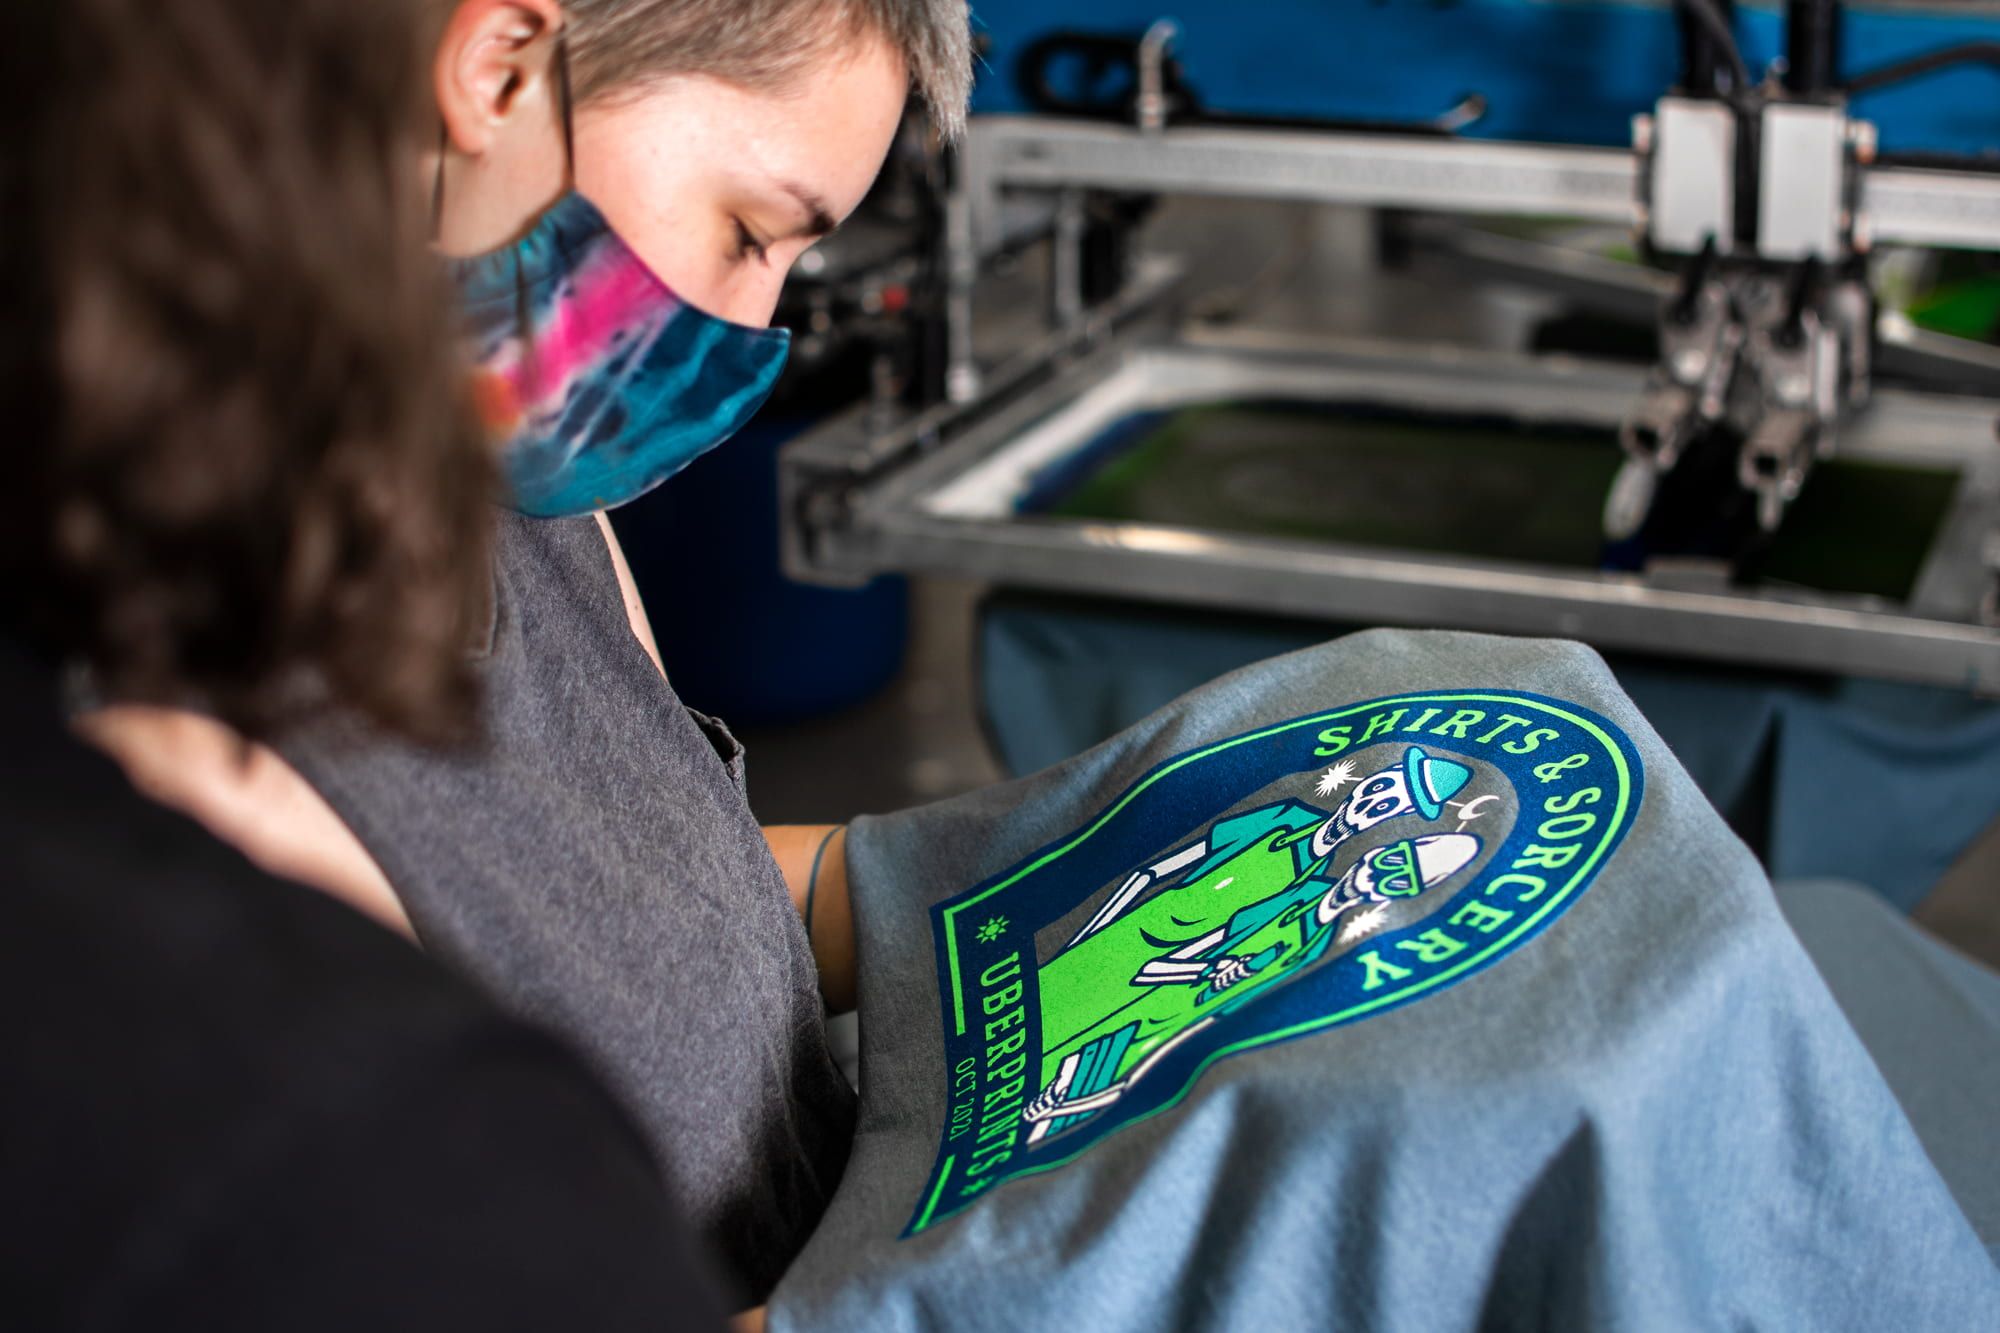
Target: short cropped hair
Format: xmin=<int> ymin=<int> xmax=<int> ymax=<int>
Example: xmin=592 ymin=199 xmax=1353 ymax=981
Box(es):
xmin=564 ymin=0 xmax=974 ymax=140
xmin=0 ymin=0 xmax=495 ymax=742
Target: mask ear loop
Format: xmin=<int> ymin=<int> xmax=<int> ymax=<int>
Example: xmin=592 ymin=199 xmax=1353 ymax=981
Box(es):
xmin=431 ymin=121 xmax=448 ymax=244
xmin=554 ymin=29 xmax=576 ymax=188
xmin=514 ymin=30 xmax=578 ymax=401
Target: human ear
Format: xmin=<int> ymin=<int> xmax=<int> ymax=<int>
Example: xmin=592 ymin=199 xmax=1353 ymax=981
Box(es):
xmin=433 ymin=0 xmax=566 ymax=158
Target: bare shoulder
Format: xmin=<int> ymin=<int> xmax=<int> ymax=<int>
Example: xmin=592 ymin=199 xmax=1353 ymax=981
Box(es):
xmin=72 ymin=705 xmax=414 ymax=939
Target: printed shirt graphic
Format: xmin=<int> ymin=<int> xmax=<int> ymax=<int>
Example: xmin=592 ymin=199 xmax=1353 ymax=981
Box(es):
xmin=909 ymin=690 xmax=1641 ymax=1234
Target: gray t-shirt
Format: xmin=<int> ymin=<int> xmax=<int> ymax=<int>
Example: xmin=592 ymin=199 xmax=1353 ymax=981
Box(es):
xmin=282 ymin=512 xmax=853 ymax=1299
xmin=771 ymin=629 xmax=1996 ymax=1330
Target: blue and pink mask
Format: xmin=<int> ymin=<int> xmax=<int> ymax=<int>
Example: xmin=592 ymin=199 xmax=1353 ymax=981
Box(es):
xmin=449 ymin=193 xmax=790 ymax=518
xmin=441 ymin=39 xmax=789 ymax=518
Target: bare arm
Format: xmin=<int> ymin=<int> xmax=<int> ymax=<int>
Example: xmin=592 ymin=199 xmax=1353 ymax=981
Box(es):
xmin=762 ymin=824 xmax=856 ymax=1013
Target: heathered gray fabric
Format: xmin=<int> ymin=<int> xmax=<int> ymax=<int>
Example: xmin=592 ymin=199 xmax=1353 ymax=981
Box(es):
xmin=769 ymin=629 xmax=1996 ymax=1331
xmin=1777 ymin=877 xmax=2000 ymax=1258
xmin=281 ymin=512 xmax=853 ymax=1300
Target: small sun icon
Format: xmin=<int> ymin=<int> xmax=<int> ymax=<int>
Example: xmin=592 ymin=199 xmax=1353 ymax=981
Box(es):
xmin=1337 ymin=902 xmax=1392 ymax=945
xmin=975 ymin=915 xmax=1009 ymax=944
xmin=1315 ymin=759 xmax=1357 ymax=798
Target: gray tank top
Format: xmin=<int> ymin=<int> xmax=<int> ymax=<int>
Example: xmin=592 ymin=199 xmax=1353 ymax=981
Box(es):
xmin=281 ymin=512 xmax=853 ymax=1298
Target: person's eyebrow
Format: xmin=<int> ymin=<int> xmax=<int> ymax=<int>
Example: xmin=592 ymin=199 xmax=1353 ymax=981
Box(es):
xmin=776 ymin=180 xmax=838 ymax=239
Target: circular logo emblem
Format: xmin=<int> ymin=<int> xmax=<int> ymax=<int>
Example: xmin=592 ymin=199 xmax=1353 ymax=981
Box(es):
xmin=907 ymin=689 xmax=1644 ymax=1236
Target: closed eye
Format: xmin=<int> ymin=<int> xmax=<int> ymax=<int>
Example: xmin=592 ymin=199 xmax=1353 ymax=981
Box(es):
xmin=733 ymin=218 xmax=770 ymax=264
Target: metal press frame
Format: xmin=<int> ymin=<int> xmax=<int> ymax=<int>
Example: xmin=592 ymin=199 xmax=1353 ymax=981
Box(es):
xmin=785 ymin=96 xmax=2000 ymax=692
xmin=786 ymin=325 xmax=2000 ymax=692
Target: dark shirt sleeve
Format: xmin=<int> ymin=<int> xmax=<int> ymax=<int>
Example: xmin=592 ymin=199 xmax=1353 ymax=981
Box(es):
xmin=138 ymin=1033 xmax=730 ymax=1333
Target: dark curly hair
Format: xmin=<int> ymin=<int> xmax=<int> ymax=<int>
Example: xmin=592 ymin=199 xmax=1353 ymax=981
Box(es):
xmin=0 ymin=0 xmax=493 ymax=743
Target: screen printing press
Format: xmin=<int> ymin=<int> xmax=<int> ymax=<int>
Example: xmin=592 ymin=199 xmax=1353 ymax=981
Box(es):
xmin=779 ymin=0 xmax=2000 ymax=908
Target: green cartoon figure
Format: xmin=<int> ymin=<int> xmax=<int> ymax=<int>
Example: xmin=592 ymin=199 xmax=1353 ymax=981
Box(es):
xmin=1024 ymin=747 xmax=1483 ymax=1143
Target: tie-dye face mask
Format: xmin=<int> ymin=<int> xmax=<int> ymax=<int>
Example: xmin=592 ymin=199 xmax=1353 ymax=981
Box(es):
xmin=449 ymin=193 xmax=791 ymax=517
